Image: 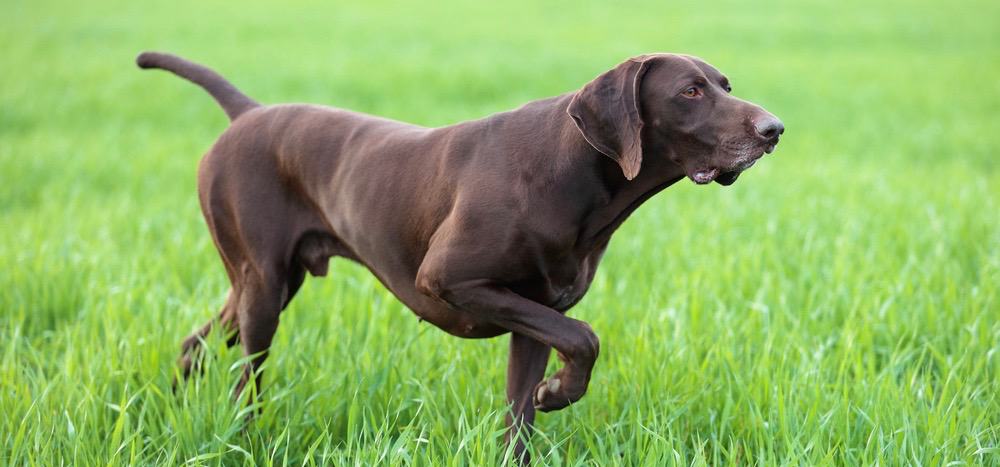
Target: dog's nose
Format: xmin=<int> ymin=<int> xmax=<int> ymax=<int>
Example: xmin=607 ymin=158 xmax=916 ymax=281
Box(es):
xmin=754 ymin=116 xmax=784 ymax=140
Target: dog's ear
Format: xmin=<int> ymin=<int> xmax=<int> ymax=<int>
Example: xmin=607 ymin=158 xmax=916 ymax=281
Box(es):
xmin=567 ymin=56 xmax=655 ymax=181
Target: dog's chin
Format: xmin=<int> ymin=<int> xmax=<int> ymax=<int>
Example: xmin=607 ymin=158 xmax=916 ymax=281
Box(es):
xmin=714 ymin=170 xmax=741 ymax=185
xmin=689 ymin=146 xmax=770 ymax=186
xmin=688 ymin=163 xmax=749 ymax=186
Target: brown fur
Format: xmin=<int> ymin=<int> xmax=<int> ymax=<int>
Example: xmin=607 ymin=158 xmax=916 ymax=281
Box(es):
xmin=138 ymin=51 xmax=783 ymax=463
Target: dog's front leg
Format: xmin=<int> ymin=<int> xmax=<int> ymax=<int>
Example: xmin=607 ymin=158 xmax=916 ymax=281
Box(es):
xmin=505 ymin=332 xmax=551 ymax=463
xmin=415 ymin=277 xmax=600 ymax=410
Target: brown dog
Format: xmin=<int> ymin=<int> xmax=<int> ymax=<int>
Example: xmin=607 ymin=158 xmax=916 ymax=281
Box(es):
xmin=138 ymin=51 xmax=783 ymax=460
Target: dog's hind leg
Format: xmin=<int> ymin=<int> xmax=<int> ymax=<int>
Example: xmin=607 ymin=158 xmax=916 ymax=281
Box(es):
xmin=177 ymin=241 xmax=310 ymax=381
xmin=231 ymin=263 xmax=288 ymax=402
xmin=175 ymin=289 xmax=241 ymax=385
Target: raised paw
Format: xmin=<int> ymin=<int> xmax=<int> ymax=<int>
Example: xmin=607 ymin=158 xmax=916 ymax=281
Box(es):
xmin=532 ymin=375 xmax=585 ymax=412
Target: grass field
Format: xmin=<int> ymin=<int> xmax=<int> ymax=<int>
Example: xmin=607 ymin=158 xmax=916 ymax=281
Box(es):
xmin=2 ymin=0 xmax=999 ymax=464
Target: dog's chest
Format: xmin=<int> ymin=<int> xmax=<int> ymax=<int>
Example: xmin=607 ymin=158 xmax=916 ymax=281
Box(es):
xmin=549 ymin=283 xmax=588 ymax=311
xmin=542 ymin=245 xmax=608 ymax=311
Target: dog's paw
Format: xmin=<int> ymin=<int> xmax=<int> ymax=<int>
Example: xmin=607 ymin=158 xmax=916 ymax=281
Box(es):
xmin=533 ymin=376 xmax=581 ymax=412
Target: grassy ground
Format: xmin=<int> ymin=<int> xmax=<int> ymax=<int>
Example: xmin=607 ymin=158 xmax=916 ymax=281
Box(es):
xmin=2 ymin=0 xmax=999 ymax=464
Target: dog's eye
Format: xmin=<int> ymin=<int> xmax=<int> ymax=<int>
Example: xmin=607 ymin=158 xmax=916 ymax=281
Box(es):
xmin=724 ymin=84 xmax=732 ymax=93
xmin=681 ymin=86 xmax=702 ymax=98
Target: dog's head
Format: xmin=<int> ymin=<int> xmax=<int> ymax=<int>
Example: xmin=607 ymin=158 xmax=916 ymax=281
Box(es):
xmin=568 ymin=53 xmax=783 ymax=185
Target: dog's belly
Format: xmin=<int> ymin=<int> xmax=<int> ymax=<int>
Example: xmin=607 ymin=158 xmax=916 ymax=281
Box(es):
xmin=323 ymin=232 xmax=605 ymax=338
xmin=377 ymin=271 xmax=509 ymax=339
xmin=321 ymin=237 xmax=507 ymax=339
xmin=384 ymin=256 xmax=599 ymax=337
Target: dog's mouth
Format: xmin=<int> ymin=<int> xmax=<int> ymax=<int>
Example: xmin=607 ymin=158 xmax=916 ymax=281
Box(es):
xmin=689 ymin=140 xmax=777 ymax=186
xmin=714 ymin=170 xmax=742 ymax=186
xmin=690 ymin=166 xmax=747 ymax=185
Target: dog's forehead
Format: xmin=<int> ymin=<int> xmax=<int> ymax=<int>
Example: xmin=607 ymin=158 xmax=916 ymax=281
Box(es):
xmin=641 ymin=54 xmax=727 ymax=83
xmin=681 ymin=55 xmax=727 ymax=82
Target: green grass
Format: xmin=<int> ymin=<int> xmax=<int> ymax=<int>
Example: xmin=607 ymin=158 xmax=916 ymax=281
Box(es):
xmin=2 ymin=0 xmax=999 ymax=464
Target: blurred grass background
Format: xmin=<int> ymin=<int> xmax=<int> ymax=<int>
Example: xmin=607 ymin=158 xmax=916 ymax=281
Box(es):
xmin=2 ymin=0 xmax=998 ymax=464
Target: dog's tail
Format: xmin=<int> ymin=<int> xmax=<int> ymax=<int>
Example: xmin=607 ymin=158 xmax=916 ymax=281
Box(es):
xmin=136 ymin=51 xmax=260 ymax=121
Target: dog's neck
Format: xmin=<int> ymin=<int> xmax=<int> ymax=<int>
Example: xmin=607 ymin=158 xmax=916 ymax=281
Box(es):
xmin=554 ymin=101 xmax=687 ymax=250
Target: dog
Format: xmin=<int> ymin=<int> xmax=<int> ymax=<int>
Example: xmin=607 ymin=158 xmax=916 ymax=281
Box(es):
xmin=138 ymin=51 xmax=783 ymax=462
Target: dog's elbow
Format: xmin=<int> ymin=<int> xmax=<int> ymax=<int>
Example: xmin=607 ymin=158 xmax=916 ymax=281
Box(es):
xmin=415 ymin=272 xmax=488 ymax=309
xmin=414 ymin=272 xmax=445 ymax=300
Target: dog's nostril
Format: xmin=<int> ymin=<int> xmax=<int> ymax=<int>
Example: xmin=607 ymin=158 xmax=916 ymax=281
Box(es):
xmin=754 ymin=117 xmax=784 ymax=140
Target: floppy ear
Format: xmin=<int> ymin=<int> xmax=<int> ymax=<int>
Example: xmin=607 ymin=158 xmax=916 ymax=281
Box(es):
xmin=567 ymin=57 xmax=654 ymax=181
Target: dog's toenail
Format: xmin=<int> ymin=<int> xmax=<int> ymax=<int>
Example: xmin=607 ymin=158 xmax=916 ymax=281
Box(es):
xmin=548 ymin=378 xmax=561 ymax=393
xmin=536 ymin=384 xmax=548 ymax=402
